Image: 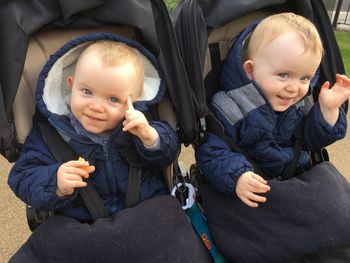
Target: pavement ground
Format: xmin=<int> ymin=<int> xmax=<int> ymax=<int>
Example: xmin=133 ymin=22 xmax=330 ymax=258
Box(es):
xmin=1 ymin=113 xmax=350 ymax=262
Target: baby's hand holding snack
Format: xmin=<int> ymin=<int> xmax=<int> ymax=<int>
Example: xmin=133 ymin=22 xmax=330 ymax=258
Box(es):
xmin=56 ymin=157 xmax=95 ymax=197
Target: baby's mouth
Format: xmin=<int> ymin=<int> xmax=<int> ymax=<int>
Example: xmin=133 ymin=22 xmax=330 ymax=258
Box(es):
xmin=277 ymin=95 xmax=293 ymax=101
xmin=85 ymin=114 xmax=105 ymax=121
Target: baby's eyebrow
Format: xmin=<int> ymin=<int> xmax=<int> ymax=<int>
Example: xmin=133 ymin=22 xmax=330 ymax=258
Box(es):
xmin=77 ymin=81 xmax=92 ymax=88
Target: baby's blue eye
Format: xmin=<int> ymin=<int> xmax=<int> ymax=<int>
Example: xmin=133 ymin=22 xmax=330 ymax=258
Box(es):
xmin=278 ymin=73 xmax=288 ymax=78
xmin=81 ymin=88 xmax=92 ymax=95
xmin=300 ymin=76 xmax=311 ymax=81
xmin=109 ymin=97 xmax=120 ymax=103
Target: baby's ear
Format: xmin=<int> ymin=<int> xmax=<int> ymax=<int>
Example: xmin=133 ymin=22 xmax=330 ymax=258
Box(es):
xmin=243 ymin=60 xmax=254 ymax=80
xmin=66 ymin=76 xmax=74 ymax=89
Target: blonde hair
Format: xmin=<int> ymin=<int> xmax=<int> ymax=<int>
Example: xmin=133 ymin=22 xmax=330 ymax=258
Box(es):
xmin=77 ymin=40 xmax=144 ymax=99
xmin=243 ymin=13 xmax=324 ymax=61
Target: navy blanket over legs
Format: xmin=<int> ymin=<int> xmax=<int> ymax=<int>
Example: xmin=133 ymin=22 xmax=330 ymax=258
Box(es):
xmin=10 ymin=195 xmax=211 ymax=263
xmin=200 ymin=162 xmax=350 ymax=263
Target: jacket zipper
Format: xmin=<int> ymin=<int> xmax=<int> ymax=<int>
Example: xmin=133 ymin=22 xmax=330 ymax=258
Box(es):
xmin=50 ymin=119 xmax=120 ymax=194
xmin=103 ymin=145 xmax=118 ymax=194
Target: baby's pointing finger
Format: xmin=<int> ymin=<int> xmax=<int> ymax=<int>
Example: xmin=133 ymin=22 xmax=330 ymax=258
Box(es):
xmin=126 ymin=96 xmax=134 ymax=110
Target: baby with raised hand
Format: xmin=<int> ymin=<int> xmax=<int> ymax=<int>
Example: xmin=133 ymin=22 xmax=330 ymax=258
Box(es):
xmin=236 ymin=16 xmax=350 ymax=207
xmin=196 ymin=12 xmax=350 ymax=208
xmin=236 ymin=74 xmax=350 ymax=208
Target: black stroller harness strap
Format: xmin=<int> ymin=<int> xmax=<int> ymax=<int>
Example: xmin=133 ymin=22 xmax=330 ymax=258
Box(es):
xmin=40 ymin=123 xmax=109 ymax=220
xmin=282 ymin=96 xmax=314 ymax=179
xmin=40 ymin=122 xmax=144 ymax=219
xmin=124 ymin=146 xmax=144 ymax=208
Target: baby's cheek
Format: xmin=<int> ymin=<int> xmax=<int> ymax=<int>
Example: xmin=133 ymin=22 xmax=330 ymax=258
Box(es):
xmin=114 ymin=111 xmax=126 ymax=124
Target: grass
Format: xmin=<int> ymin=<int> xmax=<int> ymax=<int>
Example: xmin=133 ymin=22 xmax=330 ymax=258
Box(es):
xmin=334 ymin=31 xmax=350 ymax=75
xmin=164 ymin=0 xmax=180 ymax=13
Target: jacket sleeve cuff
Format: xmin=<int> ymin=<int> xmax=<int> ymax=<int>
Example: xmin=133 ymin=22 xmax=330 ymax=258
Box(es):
xmin=224 ymin=166 xmax=253 ymax=195
xmin=142 ymin=134 xmax=161 ymax=151
xmin=316 ymin=103 xmax=347 ymax=139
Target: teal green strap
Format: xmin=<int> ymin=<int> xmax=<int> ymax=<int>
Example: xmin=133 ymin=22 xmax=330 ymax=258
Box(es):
xmin=186 ymin=202 xmax=229 ymax=263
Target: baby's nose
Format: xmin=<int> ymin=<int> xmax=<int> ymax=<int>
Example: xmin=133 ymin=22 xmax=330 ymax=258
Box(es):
xmin=285 ymin=80 xmax=299 ymax=93
xmin=89 ymin=103 xmax=105 ymax=112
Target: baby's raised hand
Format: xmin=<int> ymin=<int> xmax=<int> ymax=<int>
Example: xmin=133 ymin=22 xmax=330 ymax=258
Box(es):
xmin=56 ymin=158 xmax=95 ymax=197
xmin=235 ymin=171 xmax=270 ymax=208
xmin=319 ymin=74 xmax=350 ymax=125
xmin=122 ymin=96 xmax=158 ymax=146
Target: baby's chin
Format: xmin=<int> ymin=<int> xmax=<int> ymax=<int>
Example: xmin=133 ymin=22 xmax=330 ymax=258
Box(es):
xmin=271 ymin=104 xmax=292 ymax=112
xmin=271 ymin=99 xmax=297 ymax=112
xmin=82 ymin=124 xmax=112 ymax=136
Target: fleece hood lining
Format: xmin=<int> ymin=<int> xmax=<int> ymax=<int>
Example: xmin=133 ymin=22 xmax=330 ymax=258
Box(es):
xmin=43 ymin=42 xmax=161 ymax=116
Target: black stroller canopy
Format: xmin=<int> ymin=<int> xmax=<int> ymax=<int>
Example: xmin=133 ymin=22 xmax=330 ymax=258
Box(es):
xmin=197 ymin=0 xmax=286 ymax=27
xmin=0 ymin=0 xmax=195 ymax=161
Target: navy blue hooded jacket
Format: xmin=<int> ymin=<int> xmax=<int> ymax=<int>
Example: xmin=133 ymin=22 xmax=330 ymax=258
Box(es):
xmin=8 ymin=33 xmax=178 ymax=221
xmin=195 ymin=21 xmax=347 ymax=195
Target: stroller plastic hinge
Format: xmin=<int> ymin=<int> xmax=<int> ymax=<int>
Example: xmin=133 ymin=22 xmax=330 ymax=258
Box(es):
xmin=171 ymin=182 xmax=196 ymax=210
xmin=173 ymin=161 xmax=193 ymax=207
xmin=310 ymin=148 xmax=329 ymax=165
xmin=34 ymin=209 xmax=51 ymax=223
xmin=3 ymin=123 xmax=20 ymax=162
xmin=174 ymin=161 xmax=188 ymax=191
xmin=198 ymin=117 xmax=206 ymax=144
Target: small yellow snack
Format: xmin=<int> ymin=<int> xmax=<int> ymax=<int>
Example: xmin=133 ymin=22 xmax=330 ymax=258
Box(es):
xmin=78 ymin=157 xmax=89 ymax=171
xmin=78 ymin=157 xmax=86 ymax=162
